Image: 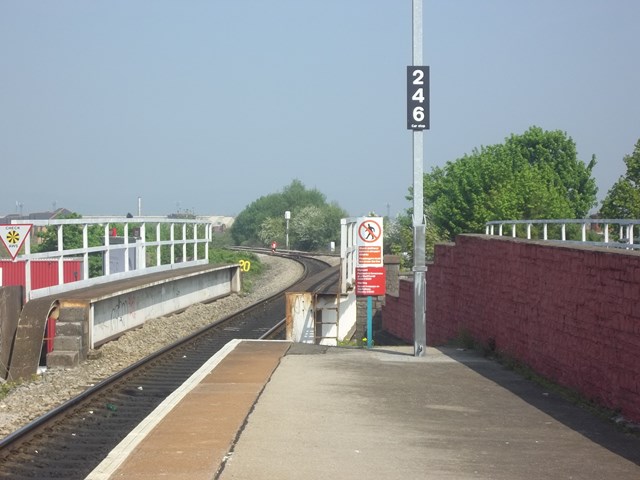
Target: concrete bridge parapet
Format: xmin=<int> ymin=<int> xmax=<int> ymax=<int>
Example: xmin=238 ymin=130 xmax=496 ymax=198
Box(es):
xmin=4 ymin=264 xmax=241 ymax=380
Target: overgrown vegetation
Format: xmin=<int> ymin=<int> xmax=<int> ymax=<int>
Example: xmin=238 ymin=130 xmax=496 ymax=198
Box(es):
xmin=0 ymin=375 xmax=37 ymax=401
xmin=208 ymin=247 xmax=264 ymax=293
xmin=0 ymin=380 xmax=19 ymax=400
xmin=337 ymin=336 xmax=372 ymax=348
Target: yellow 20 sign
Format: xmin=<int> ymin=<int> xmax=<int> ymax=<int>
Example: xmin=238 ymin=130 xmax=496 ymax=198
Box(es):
xmin=239 ymin=260 xmax=251 ymax=272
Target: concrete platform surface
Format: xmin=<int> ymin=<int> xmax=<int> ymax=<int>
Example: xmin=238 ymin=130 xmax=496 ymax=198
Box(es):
xmin=90 ymin=341 xmax=640 ymax=479
xmin=218 ymin=344 xmax=640 ymax=480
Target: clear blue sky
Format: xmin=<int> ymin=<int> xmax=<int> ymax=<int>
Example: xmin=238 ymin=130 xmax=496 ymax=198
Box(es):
xmin=1 ymin=1 xmax=638 ymax=218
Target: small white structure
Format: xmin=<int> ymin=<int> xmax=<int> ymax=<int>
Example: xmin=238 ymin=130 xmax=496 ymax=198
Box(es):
xmin=286 ymin=217 xmax=363 ymax=346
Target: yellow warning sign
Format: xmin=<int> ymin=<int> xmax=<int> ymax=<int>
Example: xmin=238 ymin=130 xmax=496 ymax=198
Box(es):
xmin=0 ymin=224 xmax=32 ymax=260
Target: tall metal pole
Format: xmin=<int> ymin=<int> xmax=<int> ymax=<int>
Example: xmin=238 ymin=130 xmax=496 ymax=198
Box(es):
xmin=412 ymin=0 xmax=427 ymax=357
xmin=285 ymin=211 xmax=291 ymax=249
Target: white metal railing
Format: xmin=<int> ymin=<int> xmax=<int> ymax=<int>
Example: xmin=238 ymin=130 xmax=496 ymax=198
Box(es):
xmin=11 ymin=216 xmax=214 ymax=300
xmin=340 ymin=217 xmax=358 ymax=294
xmin=485 ymin=218 xmax=640 ymax=250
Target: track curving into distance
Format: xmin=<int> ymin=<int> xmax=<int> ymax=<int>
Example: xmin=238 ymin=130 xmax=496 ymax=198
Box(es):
xmin=0 ymin=254 xmax=336 ymax=479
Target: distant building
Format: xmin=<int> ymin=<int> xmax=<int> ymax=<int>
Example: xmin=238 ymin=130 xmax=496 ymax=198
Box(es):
xmin=198 ymin=215 xmax=234 ymax=233
xmin=0 ymin=208 xmax=73 ymax=244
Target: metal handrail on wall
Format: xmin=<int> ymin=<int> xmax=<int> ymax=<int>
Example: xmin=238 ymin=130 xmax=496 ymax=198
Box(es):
xmin=11 ymin=216 xmax=214 ymax=301
xmin=485 ymin=218 xmax=640 ymax=250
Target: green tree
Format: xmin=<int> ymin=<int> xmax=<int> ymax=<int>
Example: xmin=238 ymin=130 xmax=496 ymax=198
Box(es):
xmin=290 ymin=205 xmax=341 ymax=251
xmin=601 ymin=138 xmax=640 ymax=219
xmin=423 ymin=126 xmax=597 ymax=241
xmin=257 ymin=217 xmax=285 ymax=246
xmin=386 ymin=127 xmax=599 ymax=262
xmin=231 ymin=179 xmax=347 ymax=250
xmin=504 ymin=127 xmax=597 ymax=217
xmin=386 ymin=206 xmax=441 ymax=265
xmin=33 ymin=213 xmax=105 ymax=277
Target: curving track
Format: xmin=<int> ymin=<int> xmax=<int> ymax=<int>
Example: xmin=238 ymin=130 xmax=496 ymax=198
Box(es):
xmin=0 ymin=254 xmax=337 ymax=479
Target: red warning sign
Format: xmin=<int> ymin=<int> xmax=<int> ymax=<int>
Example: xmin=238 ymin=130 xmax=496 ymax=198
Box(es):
xmin=356 ymin=267 xmax=386 ymax=296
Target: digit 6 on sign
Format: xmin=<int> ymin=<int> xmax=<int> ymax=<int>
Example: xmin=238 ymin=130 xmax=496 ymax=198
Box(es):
xmin=239 ymin=260 xmax=251 ymax=272
xmin=413 ymin=106 xmax=425 ymax=122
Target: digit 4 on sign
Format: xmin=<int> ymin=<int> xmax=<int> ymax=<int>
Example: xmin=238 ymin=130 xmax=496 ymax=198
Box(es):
xmin=406 ymin=66 xmax=429 ymax=131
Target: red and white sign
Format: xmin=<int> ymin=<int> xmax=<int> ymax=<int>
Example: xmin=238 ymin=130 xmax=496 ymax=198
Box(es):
xmin=0 ymin=224 xmax=32 ymax=260
xmin=356 ymin=266 xmax=386 ymax=296
xmin=358 ymin=218 xmax=382 ymax=244
xmin=358 ymin=246 xmax=382 ymax=265
xmin=355 ymin=217 xmax=385 ymax=296
xmin=356 ymin=218 xmax=383 ymax=267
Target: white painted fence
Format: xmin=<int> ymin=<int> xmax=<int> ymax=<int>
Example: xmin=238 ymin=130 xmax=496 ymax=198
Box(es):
xmin=485 ymin=218 xmax=640 ymax=249
xmin=340 ymin=217 xmax=358 ymax=294
xmin=11 ymin=216 xmax=215 ymax=300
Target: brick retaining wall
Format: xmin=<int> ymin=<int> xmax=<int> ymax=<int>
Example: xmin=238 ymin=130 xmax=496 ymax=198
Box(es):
xmin=382 ymin=234 xmax=640 ymax=424
xmin=381 ymin=279 xmax=414 ymax=341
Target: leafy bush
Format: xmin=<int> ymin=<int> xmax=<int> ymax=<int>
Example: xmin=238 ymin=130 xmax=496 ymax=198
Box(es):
xmin=208 ymin=248 xmax=264 ymax=292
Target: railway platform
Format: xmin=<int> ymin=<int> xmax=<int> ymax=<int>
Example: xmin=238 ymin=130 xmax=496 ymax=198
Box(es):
xmin=88 ymin=340 xmax=640 ymax=480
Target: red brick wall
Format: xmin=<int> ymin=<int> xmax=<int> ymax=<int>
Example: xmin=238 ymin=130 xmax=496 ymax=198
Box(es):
xmin=383 ymin=234 xmax=640 ymax=424
xmin=381 ymin=279 xmax=414 ymax=341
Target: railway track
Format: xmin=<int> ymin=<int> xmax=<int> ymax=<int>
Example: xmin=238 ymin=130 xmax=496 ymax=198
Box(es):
xmin=0 ymin=254 xmax=337 ymax=479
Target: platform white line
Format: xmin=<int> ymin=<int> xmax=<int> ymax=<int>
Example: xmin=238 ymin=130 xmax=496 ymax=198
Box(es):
xmin=85 ymin=339 xmax=242 ymax=480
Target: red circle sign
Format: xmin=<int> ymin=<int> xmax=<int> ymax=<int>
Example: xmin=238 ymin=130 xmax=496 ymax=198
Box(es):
xmin=358 ymin=220 xmax=382 ymax=243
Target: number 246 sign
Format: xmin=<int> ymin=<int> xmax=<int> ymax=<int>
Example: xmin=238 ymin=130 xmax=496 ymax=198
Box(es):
xmin=407 ymin=66 xmax=429 ymax=131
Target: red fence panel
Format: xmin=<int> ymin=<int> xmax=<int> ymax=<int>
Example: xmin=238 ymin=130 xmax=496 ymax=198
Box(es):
xmin=0 ymin=259 xmax=83 ymax=289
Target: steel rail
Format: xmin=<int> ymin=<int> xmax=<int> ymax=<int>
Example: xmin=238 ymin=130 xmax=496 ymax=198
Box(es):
xmin=0 ymin=254 xmax=333 ymax=477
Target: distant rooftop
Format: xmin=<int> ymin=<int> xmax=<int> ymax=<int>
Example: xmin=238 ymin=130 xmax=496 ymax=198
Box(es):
xmin=1 ymin=210 xmax=234 ymax=227
xmin=0 ymin=208 xmax=72 ymax=224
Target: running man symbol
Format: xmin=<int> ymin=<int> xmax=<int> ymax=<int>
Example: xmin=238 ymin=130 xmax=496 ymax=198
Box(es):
xmin=358 ymin=219 xmax=382 ymax=243
xmin=363 ymin=223 xmax=375 ymax=239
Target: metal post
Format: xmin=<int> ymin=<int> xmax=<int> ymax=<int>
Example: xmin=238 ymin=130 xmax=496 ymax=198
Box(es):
xmin=104 ymin=223 xmax=110 ymax=276
xmin=285 ymin=211 xmax=291 ymax=250
xmin=412 ymin=0 xmax=426 ymax=357
xmin=24 ymin=233 xmax=31 ymax=302
xmin=367 ymin=295 xmax=373 ymax=348
xmin=83 ymin=224 xmax=89 ymax=280
xmin=157 ymin=222 xmax=162 ymax=265
xmin=125 ymin=223 xmax=130 ymax=271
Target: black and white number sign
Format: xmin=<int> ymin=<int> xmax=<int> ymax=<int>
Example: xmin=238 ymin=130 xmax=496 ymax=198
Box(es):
xmin=407 ymin=66 xmax=429 ymax=130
